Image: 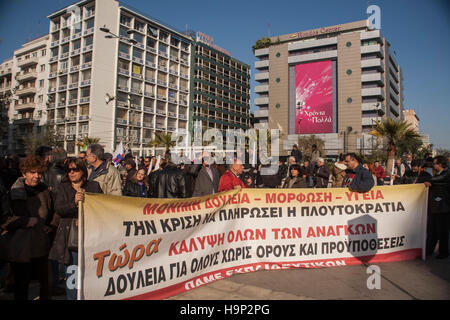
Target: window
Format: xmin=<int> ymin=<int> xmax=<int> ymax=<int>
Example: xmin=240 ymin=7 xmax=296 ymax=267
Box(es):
xmin=60 ymin=60 xmax=68 ymax=70
xmin=148 ymin=26 xmax=158 ymax=38
xmin=40 ymin=64 xmax=45 ymax=72
xmin=41 ymin=49 xmax=46 ymax=57
xmin=39 ymin=79 xmax=44 ymax=88
xmin=38 ymin=95 xmax=43 ymax=103
xmin=86 ymin=18 xmax=95 ymax=30
xmin=119 ymin=43 xmax=130 ymax=54
xmin=85 ymin=36 xmax=93 ymax=47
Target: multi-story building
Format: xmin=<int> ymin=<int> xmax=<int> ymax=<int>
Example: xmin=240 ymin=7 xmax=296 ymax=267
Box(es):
xmin=253 ymin=20 xmax=404 ymax=156
xmin=403 ymin=109 xmax=419 ymax=133
xmin=10 ymin=35 xmax=49 ymax=155
xmin=46 ymin=0 xmax=191 ymax=154
xmin=0 ymin=58 xmax=13 ymax=155
xmin=191 ymin=31 xmax=251 ymax=133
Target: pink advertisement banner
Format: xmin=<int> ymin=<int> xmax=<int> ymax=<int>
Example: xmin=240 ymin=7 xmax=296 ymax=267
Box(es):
xmin=295 ymin=60 xmax=334 ymax=134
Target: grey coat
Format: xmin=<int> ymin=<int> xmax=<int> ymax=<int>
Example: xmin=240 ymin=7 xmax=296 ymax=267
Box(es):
xmin=192 ymin=166 xmax=220 ymax=197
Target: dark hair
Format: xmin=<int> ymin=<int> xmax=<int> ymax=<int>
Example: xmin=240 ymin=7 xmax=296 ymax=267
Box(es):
xmin=434 ymin=155 xmax=448 ymax=168
xmin=35 ymin=146 xmax=52 ymax=158
xmin=290 ymin=164 xmax=302 ymax=174
xmin=130 ymin=168 xmax=149 ymax=188
xmin=19 ymin=155 xmax=46 ymax=174
xmin=65 ymin=157 xmax=89 ymax=184
xmin=51 ymin=147 xmax=67 ymax=165
xmin=411 ymin=160 xmax=421 ymax=167
xmin=104 ymin=152 xmax=113 ymax=162
xmin=345 ymin=153 xmax=360 ymax=163
xmin=338 ymin=153 xmax=345 ymax=162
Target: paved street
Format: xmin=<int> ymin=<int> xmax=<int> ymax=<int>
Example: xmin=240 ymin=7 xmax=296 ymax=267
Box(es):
xmin=1 ymin=256 xmax=448 ymax=300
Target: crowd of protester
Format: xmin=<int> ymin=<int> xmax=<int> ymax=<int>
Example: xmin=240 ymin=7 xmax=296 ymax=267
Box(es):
xmin=0 ymin=143 xmax=448 ymax=300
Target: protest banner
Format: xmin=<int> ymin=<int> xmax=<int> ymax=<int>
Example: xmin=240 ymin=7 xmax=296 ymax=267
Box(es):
xmin=78 ymin=184 xmax=428 ymax=300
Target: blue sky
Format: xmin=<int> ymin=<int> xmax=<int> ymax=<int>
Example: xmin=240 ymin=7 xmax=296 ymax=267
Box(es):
xmin=1 ymin=0 xmax=449 ymax=149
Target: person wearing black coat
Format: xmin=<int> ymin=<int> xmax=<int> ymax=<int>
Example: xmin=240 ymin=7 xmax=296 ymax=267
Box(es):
xmin=313 ymin=158 xmax=330 ymax=188
xmin=3 ymin=155 xmax=55 ymax=300
xmin=155 ymin=162 xmax=187 ymax=198
xmin=342 ymin=153 xmax=375 ymax=193
xmin=282 ymin=164 xmax=307 ymax=188
xmin=424 ymin=156 xmax=450 ymax=259
xmin=48 ymin=157 xmax=103 ymax=300
xmin=402 ymin=160 xmax=432 ymax=184
xmin=122 ymin=169 xmax=150 ymax=198
xmin=290 ymin=145 xmax=302 ymax=164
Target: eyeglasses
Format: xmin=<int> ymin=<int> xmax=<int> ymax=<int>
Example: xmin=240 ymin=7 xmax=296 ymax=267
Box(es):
xmin=68 ymin=167 xmax=81 ymax=173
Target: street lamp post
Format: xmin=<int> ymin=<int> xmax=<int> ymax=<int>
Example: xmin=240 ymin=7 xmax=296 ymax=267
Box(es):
xmin=100 ymin=25 xmax=138 ymax=153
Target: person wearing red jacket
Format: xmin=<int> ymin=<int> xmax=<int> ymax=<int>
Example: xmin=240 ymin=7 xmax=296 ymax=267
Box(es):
xmin=219 ymin=159 xmax=248 ymax=192
xmin=374 ymin=161 xmax=386 ymax=186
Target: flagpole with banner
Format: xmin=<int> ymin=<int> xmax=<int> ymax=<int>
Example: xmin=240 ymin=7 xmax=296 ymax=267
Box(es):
xmin=112 ymin=142 xmax=125 ymax=167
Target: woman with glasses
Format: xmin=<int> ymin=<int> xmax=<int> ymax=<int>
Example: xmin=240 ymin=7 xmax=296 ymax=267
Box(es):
xmin=123 ymin=168 xmax=150 ymax=198
xmin=49 ymin=157 xmax=102 ymax=300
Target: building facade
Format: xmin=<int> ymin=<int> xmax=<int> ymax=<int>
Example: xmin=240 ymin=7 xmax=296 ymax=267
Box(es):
xmin=10 ymin=35 xmax=49 ymax=155
xmin=191 ymin=32 xmax=251 ymax=133
xmin=253 ymin=20 xmax=404 ymax=157
xmin=0 ymin=58 xmax=13 ymax=155
xmin=46 ymin=0 xmax=191 ymax=155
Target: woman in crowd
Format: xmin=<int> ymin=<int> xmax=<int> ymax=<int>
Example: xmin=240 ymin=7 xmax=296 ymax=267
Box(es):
xmin=49 ymin=157 xmax=102 ymax=300
xmin=3 ymin=155 xmax=55 ymax=300
xmin=282 ymin=164 xmax=307 ymax=188
xmin=123 ymin=168 xmax=150 ymax=198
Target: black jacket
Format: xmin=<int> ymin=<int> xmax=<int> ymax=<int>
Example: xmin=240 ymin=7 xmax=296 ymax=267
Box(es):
xmin=402 ymin=170 xmax=432 ymax=184
xmin=148 ymin=169 xmax=162 ymax=198
xmin=49 ymin=180 xmax=103 ymax=264
xmin=291 ymin=149 xmax=302 ymax=163
xmin=123 ymin=180 xmax=149 ymax=198
xmin=42 ymin=162 xmax=65 ymax=193
xmin=155 ymin=165 xmax=187 ymax=198
xmin=428 ymin=168 xmax=450 ymax=215
xmin=282 ymin=176 xmax=307 ymax=188
xmin=314 ymin=165 xmax=330 ymax=188
xmin=342 ymin=164 xmax=375 ymax=193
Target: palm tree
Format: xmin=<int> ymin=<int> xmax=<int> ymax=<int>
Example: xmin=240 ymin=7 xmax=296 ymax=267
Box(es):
xmin=76 ymin=136 xmax=101 ymax=152
xmin=147 ymin=132 xmax=176 ymax=156
xmin=369 ymin=119 xmax=423 ymax=173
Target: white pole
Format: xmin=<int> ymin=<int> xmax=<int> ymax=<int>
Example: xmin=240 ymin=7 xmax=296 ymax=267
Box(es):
xmin=390 ymin=158 xmax=395 ymax=185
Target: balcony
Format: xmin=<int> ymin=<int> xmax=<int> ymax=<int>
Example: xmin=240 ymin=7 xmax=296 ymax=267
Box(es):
xmin=179 ymin=87 xmax=188 ymax=93
xmin=362 ymin=103 xmax=385 ymax=115
xmin=83 ymin=45 xmax=93 ymax=53
xmin=169 ymin=70 xmax=178 ymax=76
xmin=361 ymin=72 xmax=384 ymax=85
xmin=168 ymin=111 xmax=177 ymax=117
xmin=389 ymin=76 xmax=399 ymax=94
xmin=361 ymin=58 xmax=384 ymax=71
xmin=167 ymin=126 xmax=176 ymax=132
xmin=60 ymin=52 xmax=70 ymax=60
xmin=79 ymin=97 xmax=90 ymax=104
xmin=156 ymin=109 xmax=166 ymax=116
xmin=143 ymin=122 xmax=154 ymax=129
xmin=68 ymin=99 xmax=78 ymax=106
xmin=144 ymin=91 xmax=155 ymax=98
xmin=50 ymin=40 xmax=60 ymax=48
xmin=254 ymin=60 xmax=269 ymax=69
xmin=68 ymin=82 xmax=78 ymax=89
xmin=132 ymin=56 xmax=144 ymax=64
xmin=48 ymin=87 xmax=57 ymax=93
xmin=72 ymin=32 xmax=82 ymax=40
xmin=254 ymin=97 xmax=269 ymax=106
xmin=131 ymin=72 xmax=143 ymax=80
xmin=362 ymin=117 xmax=378 ymax=126
xmin=79 ymin=115 xmax=89 ymax=121
xmin=130 ymin=88 xmax=142 ymax=95
xmin=146 ymin=47 xmax=157 ymax=54
xmin=180 ymin=73 xmax=189 ymax=80
xmin=47 ymin=103 xmax=56 ymax=109
xmin=56 ymin=118 xmax=65 ymax=124
xmin=360 ymin=29 xmax=381 ymax=40
xmin=157 ymin=80 xmax=167 ymax=86
xmin=254 ymin=84 xmax=269 ymax=94
xmin=146 ymin=61 xmax=156 ymax=69
xmin=117 ymin=85 xmax=129 ymax=92
xmin=157 ymin=95 xmax=166 ymax=101
xmin=143 ymin=107 xmax=154 ymax=113
xmin=390 ymin=102 xmax=399 ymax=117
xmin=145 ymin=77 xmax=156 ymax=84
xmin=119 ymin=52 xmax=131 ymax=60
xmin=254 ymin=72 xmax=269 ymax=81
xmin=180 ymin=100 xmax=188 ymax=106
xmin=67 ymin=116 xmax=77 ymax=122
xmin=118 ymin=68 xmax=130 ymax=76
xmin=362 ymin=87 xmax=385 ymax=99
xmin=158 ymin=66 xmax=168 ymax=73
xmin=179 ymin=114 xmax=187 ymax=120
xmin=66 ymin=134 xmax=76 ymax=141
xmin=57 ymin=102 xmax=66 ymax=107
xmin=49 ymin=56 xmax=58 ymax=63
xmin=156 ymin=123 xmax=165 ymax=130
xmin=180 ymin=59 xmax=189 ymax=66
xmin=169 ymin=83 xmax=178 ymax=90
xmin=81 ymin=62 xmax=92 ymax=70
xmin=159 ymin=51 xmax=168 ymax=58
xmin=361 ymin=44 xmax=384 ymax=58
xmin=61 ymin=36 xmax=71 ymax=44
xmin=83 ymin=27 xmax=94 ymax=36
xmin=15 ymin=86 xmax=36 ymax=96
xmin=59 ymin=69 xmax=68 ymax=75
xmin=80 ymin=79 xmax=91 ymax=87
xmin=17 ymin=56 xmax=39 ymax=68
xmin=254 ymin=48 xmax=269 ymax=57
xmin=58 ymin=85 xmax=67 ymax=91
xmin=16 ymin=71 xmax=37 ymax=82
xmin=15 ymin=102 xmax=35 ymax=111
xmin=254 ymin=109 xmax=269 ymax=118
xmin=13 ymin=117 xmax=34 ymax=125
xmin=70 ymin=65 xmax=80 ymax=73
